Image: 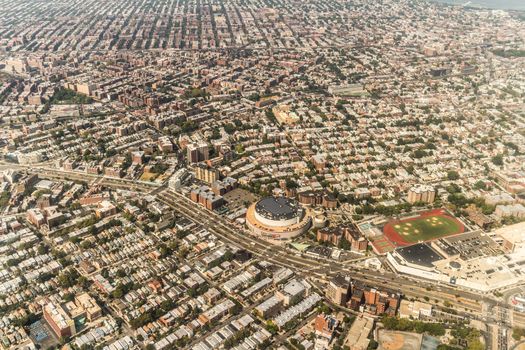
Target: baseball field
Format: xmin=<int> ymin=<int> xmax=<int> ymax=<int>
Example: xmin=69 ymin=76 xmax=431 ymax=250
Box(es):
xmin=383 ymin=209 xmax=465 ymax=247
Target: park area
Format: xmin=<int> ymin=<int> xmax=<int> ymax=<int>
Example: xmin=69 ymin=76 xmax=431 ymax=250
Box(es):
xmin=382 ymin=209 xmax=464 ymax=247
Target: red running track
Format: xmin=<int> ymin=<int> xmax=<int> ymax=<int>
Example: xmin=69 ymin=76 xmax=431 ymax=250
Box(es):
xmin=382 ymin=209 xmax=465 ymax=247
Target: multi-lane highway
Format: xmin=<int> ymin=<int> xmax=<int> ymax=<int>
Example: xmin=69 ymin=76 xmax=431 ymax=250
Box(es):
xmin=4 ymin=165 xmax=497 ymax=301
xmin=156 ymin=190 xmax=494 ymax=313
xmin=154 ymin=188 xmax=507 ymax=349
xmin=3 ymin=164 xmax=511 ymax=333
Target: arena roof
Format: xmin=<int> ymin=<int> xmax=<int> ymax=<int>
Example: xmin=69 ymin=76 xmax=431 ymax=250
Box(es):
xmin=255 ymin=197 xmax=301 ymax=221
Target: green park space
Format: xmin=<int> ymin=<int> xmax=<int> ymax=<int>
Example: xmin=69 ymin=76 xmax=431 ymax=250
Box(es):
xmin=391 ymin=215 xmax=462 ymax=243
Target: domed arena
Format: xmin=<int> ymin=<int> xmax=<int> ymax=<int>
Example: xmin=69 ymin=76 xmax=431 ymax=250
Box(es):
xmin=246 ymin=196 xmax=311 ymax=239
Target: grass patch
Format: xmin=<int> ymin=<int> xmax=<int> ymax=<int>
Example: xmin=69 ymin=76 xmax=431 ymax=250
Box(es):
xmin=392 ymin=215 xmax=461 ymax=242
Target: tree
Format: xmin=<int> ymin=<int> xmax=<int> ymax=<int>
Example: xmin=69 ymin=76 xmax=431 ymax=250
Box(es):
xmin=413 ymin=149 xmax=428 ymax=159
xmin=0 ymin=191 xmax=10 ymax=208
xmin=78 ymin=276 xmax=91 ymax=289
xmin=338 ymin=237 xmax=352 ymax=250
xmin=51 ymin=88 xmax=94 ymax=104
xmin=210 ymin=128 xmax=221 ymax=140
xmin=317 ymin=302 xmax=331 ymax=314
xmin=474 ymin=180 xmax=486 ymax=190
xmin=235 ymin=144 xmax=245 ymax=154
xmin=6 ymin=258 xmax=22 ymax=267
xmin=285 ymin=179 xmax=298 ymax=189
xmin=230 ymin=299 xmax=242 ymax=315
xmin=80 ymin=240 xmax=93 ymax=249
xmin=367 ymin=340 xmax=379 ymax=350
xmin=130 ymin=314 xmax=149 ymax=329
xmin=224 ymin=123 xmax=236 ymax=134
xmin=69 ymin=236 xmax=81 ymax=244
xmin=112 ymin=282 xmax=133 ymax=299
xmin=265 ymin=321 xmax=279 ymax=335
xmin=37 ymin=244 xmax=49 ymax=255
xmin=176 ymin=229 xmax=190 ymax=239
xmin=178 ymin=247 xmax=189 ymax=259
xmin=447 ymin=170 xmax=460 ymax=180
xmin=381 ymin=316 xmax=445 ymax=337
xmin=446 ymin=183 xmax=461 ymax=194
xmin=513 ymin=327 xmax=525 ymax=340
xmin=492 ymin=154 xmax=504 ymax=166
xmin=58 ymin=269 xmax=80 ymax=288
xmin=13 ymin=316 xmax=30 ymax=328
xmin=184 ymin=88 xmax=207 ymax=99
xmin=63 ymin=293 xmax=75 ymax=302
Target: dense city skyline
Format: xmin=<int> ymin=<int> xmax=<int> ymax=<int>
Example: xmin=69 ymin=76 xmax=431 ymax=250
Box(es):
xmin=0 ymin=0 xmax=524 ymax=350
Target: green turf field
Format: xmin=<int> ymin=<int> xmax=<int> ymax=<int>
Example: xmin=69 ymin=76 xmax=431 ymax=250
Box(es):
xmin=392 ymin=215 xmax=461 ymax=243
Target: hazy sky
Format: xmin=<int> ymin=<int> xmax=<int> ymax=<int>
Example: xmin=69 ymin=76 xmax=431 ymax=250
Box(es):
xmin=433 ymin=0 xmax=525 ymax=11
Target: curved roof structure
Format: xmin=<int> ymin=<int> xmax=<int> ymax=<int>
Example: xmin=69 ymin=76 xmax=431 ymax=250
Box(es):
xmin=255 ymin=196 xmax=301 ymax=221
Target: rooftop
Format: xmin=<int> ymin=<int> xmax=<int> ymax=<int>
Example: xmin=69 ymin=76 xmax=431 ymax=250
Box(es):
xmin=255 ymin=197 xmax=301 ymax=221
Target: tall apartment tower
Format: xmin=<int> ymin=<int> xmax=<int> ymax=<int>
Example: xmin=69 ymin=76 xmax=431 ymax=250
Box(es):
xmin=326 ymin=275 xmax=350 ymax=306
xmin=194 ymin=163 xmax=219 ymax=184
xmin=187 ymin=142 xmax=209 ymax=164
xmin=407 ymin=185 xmax=436 ymax=204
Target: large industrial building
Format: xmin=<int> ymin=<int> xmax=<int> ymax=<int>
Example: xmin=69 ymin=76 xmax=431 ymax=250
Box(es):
xmin=387 ymin=230 xmax=525 ymax=292
xmin=496 ymin=221 xmax=525 ymax=253
xmin=246 ymin=196 xmax=311 ymax=239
